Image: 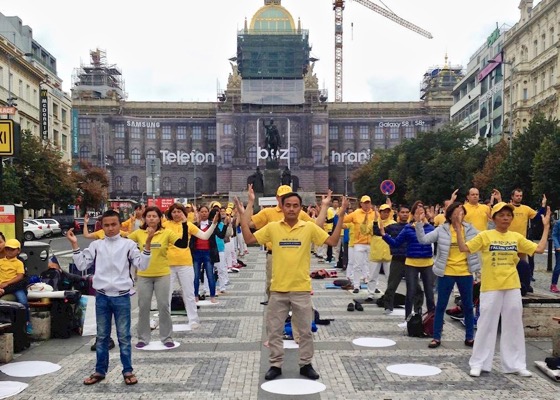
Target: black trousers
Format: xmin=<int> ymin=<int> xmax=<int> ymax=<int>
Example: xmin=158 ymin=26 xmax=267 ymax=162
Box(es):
xmin=384 ymin=257 xmax=423 ymax=312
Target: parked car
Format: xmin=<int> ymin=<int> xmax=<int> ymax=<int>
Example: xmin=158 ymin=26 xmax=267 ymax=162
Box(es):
xmin=24 ymin=219 xmax=53 ymax=238
xmin=34 ymin=218 xmax=62 ymax=236
xmin=74 ymin=217 xmax=96 ymax=233
xmin=23 ymin=221 xmax=46 ymax=241
xmin=51 ymin=215 xmax=79 ymax=236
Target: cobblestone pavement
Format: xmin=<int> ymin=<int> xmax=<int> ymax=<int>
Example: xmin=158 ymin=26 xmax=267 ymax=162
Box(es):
xmin=2 ymin=249 xmax=560 ymax=399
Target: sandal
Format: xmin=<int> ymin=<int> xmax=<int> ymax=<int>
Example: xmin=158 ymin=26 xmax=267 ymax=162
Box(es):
xmin=84 ymin=373 xmax=105 ymax=385
xmin=428 ymin=339 xmax=441 ymax=348
xmin=123 ymin=373 xmax=138 ymax=385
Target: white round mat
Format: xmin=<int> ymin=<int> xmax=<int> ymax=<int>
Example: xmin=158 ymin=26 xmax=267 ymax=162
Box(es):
xmin=136 ymin=341 xmax=181 ymax=351
xmin=283 ymin=340 xmax=299 ymax=349
xmin=352 ymin=337 xmax=396 ymax=348
xmin=261 ymin=379 xmax=326 ymax=395
xmin=0 ymin=381 xmax=28 ymax=398
xmin=0 ymin=361 xmax=61 ymax=377
xmin=387 ymin=363 xmax=442 ymax=376
xmin=173 ymin=324 xmax=192 ymax=332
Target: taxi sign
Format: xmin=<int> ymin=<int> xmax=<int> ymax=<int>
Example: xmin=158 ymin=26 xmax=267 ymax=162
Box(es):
xmin=0 ymin=120 xmax=15 ymax=156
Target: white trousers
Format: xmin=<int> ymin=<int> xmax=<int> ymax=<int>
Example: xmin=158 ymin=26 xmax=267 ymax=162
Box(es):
xmin=224 ymin=241 xmax=234 ymax=269
xmin=367 ymin=260 xmax=390 ymax=296
xmin=469 ymin=289 xmax=526 ymax=373
xmin=346 ymin=246 xmax=355 ymax=283
xmin=353 ymin=244 xmax=372 ymax=289
xmin=217 ymin=251 xmax=229 ymax=291
xmin=169 ymin=266 xmax=199 ymax=324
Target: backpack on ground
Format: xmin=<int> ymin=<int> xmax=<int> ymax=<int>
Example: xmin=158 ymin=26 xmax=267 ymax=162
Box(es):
xmin=422 ymin=310 xmax=435 ymax=336
xmin=50 ymin=300 xmax=75 ymax=339
xmin=406 ymin=313 xmax=426 ymax=337
xmin=376 ymin=292 xmax=406 ymax=308
xmin=171 ymin=290 xmax=185 ymax=311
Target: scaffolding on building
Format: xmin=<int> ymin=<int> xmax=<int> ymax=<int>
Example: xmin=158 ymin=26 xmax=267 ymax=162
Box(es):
xmin=420 ymin=55 xmax=464 ymax=101
xmin=71 ymin=48 xmax=126 ymax=101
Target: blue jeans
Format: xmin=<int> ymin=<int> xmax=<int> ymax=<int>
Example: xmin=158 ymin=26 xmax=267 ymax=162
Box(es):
xmin=13 ymin=290 xmax=29 ymax=321
xmin=433 ymin=275 xmax=474 ymax=341
xmin=404 ymin=265 xmax=435 ymax=318
xmin=552 ymin=251 xmax=560 ymax=285
xmin=95 ymin=293 xmax=132 ymax=376
xmin=193 ymin=250 xmax=216 ymax=297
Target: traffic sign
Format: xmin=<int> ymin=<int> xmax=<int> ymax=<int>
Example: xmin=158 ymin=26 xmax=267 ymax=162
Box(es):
xmin=0 ymin=120 xmax=15 ymax=156
xmin=380 ymin=180 xmax=396 ymax=195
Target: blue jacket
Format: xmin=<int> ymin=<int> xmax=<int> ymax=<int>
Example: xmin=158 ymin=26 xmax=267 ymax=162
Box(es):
xmin=383 ymin=223 xmax=434 ymax=259
xmin=382 ymin=222 xmax=408 ymax=258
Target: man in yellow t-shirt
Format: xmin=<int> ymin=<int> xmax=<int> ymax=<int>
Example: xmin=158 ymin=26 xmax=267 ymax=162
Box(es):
xmin=463 ymin=188 xmax=490 ymax=232
xmin=249 ymin=184 xmax=329 ymax=305
xmin=238 ymin=186 xmax=347 ymax=382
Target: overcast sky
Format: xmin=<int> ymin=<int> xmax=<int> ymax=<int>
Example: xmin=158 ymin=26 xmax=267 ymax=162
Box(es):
xmin=3 ymin=0 xmax=531 ymax=102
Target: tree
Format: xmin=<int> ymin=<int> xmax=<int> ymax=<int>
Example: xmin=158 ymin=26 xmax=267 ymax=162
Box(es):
xmin=73 ymin=162 xmax=110 ymax=214
xmin=532 ymin=134 xmax=560 ymax=209
xmin=472 ymin=139 xmax=509 ymax=194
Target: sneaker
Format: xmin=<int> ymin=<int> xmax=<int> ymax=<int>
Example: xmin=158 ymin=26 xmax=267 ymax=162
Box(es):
xmin=551 ymin=285 xmax=560 ymax=293
xmin=449 ymin=312 xmax=465 ymax=321
xmin=384 ymin=309 xmax=392 ymax=315
xmin=445 ymin=305 xmax=463 ymax=317
xmin=135 ymin=342 xmax=147 ymax=349
xmin=26 ymin=323 xmax=33 ymax=335
xmin=516 ymin=369 xmax=532 ymax=377
xmin=150 ymin=319 xmax=159 ymax=330
xmin=364 ymin=297 xmax=375 ymax=303
xmin=300 ymin=364 xmax=320 ymax=380
xmin=352 ymin=288 xmax=360 ymax=294
xmin=190 ymin=322 xmax=201 ymax=330
xmin=469 ymin=367 xmax=481 ymax=377
xmin=374 ymin=288 xmax=382 ymax=294
xmin=163 ymin=341 xmax=175 ymax=348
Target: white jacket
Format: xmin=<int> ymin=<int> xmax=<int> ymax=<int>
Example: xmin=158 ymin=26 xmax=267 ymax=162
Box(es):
xmin=72 ymin=235 xmax=151 ymax=296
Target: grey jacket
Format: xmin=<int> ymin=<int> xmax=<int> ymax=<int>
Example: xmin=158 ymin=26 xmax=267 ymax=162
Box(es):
xmin=415 ymin=221 xmax=481 ymax=277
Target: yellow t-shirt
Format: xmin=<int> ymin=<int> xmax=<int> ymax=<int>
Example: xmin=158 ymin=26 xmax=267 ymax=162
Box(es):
xmin=187 ymin=213 xmax=195 ymax=224
xmin=463 ymin=202 xmax=490 ymax=232
xmin=433 ymin=214 xmax=446 ymax=227
xmin=323 ymin=207 xmax=335 ymax=232
xmin=445 ymin=227 xmax=470 ymax=276
xmin=509 ymin=204 xmax=537 ymax=238
xmin=369 ymin=218 xmax=395 ymax=262
xmin=466 ymin=229 xmax=538 ymax=292
xmin=0 ymin=258 xmax=24 ymax=283
xmin=163 ymin=220 xmax=200 ymax=267
xmin=346 ymin=223 xmax=355 ymax=247
xmin=254 ymin=219 xmax=329 ymax=292
xmin=251 ymin=205 xmax=313 ymax=250
xmin=343 ymin=209 xmax=375 ymax=245
xmin=128 ymin=228 xmax=181 ymax=277
xmin=406 ymin=257 xmax=433 ymax=267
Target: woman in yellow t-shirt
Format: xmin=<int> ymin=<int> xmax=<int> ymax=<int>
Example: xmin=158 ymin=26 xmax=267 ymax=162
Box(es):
xmin=128 ymin=206 xmax=214 ymax=348
xmin=414 ymin=202 xmax=480 ymax=348
xmin=455 ymin=202 xmax=550 ymax=378
xmin=163 ymin=203 xmax=217 ymax=329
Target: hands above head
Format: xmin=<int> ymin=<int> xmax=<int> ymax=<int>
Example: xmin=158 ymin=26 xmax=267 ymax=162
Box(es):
xmin=339 ymin=196 xmax=349 ymax=213
xmin=426 ymin=206 xmax=435 ymax=221
xmin=542 ymin=206 xmax=551 ymax=228
xmin=542 ymin=194 xmax=547 ymax=208
xmin=212 ymin=212 xmax=220 ymax=224
xmin=491 ymin=188 xmax=502 ymax=203
xmin=321 ymin=189 xmax=333 ymax=208
xmin=450 ymin=188 xmax=459 ymax=203
xmin=66 ymin=228 xmax=78 ymax=247
xmin=84 ymin=214 xmax=89 ymax=224
xmin=234 ymin=197 xmax=246 ymax=215
xmin=386 ymin=197 xmax=392 ymax=208
xmin=414 ymin=206 xmax=425 ymax=223
xmin=247 ymin=184 xmax=255 ymax=203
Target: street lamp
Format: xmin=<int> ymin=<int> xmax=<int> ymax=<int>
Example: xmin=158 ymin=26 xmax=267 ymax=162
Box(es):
xmin=488 ymin=58 xmax=515 ymax=156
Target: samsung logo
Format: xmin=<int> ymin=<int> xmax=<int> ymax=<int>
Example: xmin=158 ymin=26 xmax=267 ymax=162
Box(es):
xmin=126 ymin=120 xmax=161 ymax=128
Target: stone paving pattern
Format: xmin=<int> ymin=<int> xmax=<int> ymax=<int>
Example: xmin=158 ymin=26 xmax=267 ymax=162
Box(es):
xmin=2 ymin=248 xmax=560 ymax=399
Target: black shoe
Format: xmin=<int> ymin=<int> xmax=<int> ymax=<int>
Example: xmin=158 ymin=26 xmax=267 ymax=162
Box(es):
xmin=260 ymin=301 xmax=269 ymax=306
xmin=374 ymin=288 xmax=382 ymax=294
xmin=265 ymin=366 xmax=282 ymax=380
xmin=364 ymin=297 xmax=375 ymax=303
xmin=354 ymin=302 xmax=364 ymax=312
xmin=527 ymin=286 xmax=534 ymax=293
xmin=300 ymin=364 xmax=320 ymax=380
xmin=352 ymin=289 xmax=360 ymax=294
xmin=347 ymin=302 xmax=355 ymax=312
xmin=91 ymin=338 xmax=115 ymax=351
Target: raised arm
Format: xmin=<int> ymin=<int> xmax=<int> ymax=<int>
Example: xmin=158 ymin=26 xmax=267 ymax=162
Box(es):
xmin=193 ymin=212 xmax=219 ymax=240
xmin=325 ymin=196 xmax=348 ymax=246
xmin=237 ymin=185 xmax=258 ymax=245
xmin=535 ymin=207 xmax=551 ymax=253
xmin=315 ymin=189 xmax=332 ymax=227
xmin=452 ymin=213 xmax=470 ymax=253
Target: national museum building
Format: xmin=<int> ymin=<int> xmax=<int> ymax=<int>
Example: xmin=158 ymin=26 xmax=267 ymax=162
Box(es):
xmin=71 ymin=0 xmax=459 ymax=201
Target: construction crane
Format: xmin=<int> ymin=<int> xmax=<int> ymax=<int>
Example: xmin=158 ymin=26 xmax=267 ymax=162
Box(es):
xmin=333 ymin=0 xmax=433 ymax=102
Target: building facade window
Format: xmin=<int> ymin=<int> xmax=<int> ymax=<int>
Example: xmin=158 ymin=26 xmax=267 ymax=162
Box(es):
xmin=329 ymin=126 xmax=338 ymax=140
xmin=177 ymin=149 xmax=188 ymax=165
xmin=114 ymin=176 xmax=123 ymax=190
xmin=177 ymin=126 xmax=187 ymax=140
xmin=404 ymin=126 xmax=415 ymax=139
xmin=179 ymin=177 xmax=187 ymax=192
xmin=223 ymin=149 xmax=232 ymax=163
xmin=359 ymin=126 xmax=369 ymax=140
xmin=79 ymin=145 xmax=89 ymax=161
xmin=79 ymin=119 xmax=92 ymax=135
xmin=162 ymin=149 xmax=172 ymax=165
xmin=344 ymin=126 xmax=353 ymax=140
xmin=192 ymin=126 xmax=202 ymax=140
xmin=208 ymin=126 xmax=216 ymax=140
xmin=146 ymin=126 xmax=156 ymax=139
xmin=290 ymin=146 xmax=298 ymax=165
xmin=389 ymin=126 xmax=400 ymax=140
xmin=130 ymin=149 xmax=141 ymax=165
xmin=146 ymin=149 xmax=157 ymax=160
xmin=374 ymin=125 xmax=384 ymax=140
xmin=131 ymin=176 xmax=139 ymax=191
xmin=313 ymin=124 xmax=323 ymax=136
xmin=115 ymin=149 xmax=125 ymax=164
xmin=313 ymin=149 xmax=322 ymax=164
xmin=61 ymin=108 xmax=67 ymax=124
xmin=61 ymin=134 xmax=68 ymax=151
xmin=224 ymin=124 xmax=232 ymax=135
xmin=162 ymin=125 xmax=171 ymax=140
xmin=130 ymin=126 xmax=141 ymax=139
xmin=162 ymin=177 xmax=171 ymax=192
xmin=115 ymin=123 xmax=125 ymax=138
xmin=248 ymin=146 xmax=257 ymax=164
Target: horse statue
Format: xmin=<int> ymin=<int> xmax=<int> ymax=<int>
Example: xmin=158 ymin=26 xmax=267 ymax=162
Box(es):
xmin=264 ymin=119 xmax=281 ymax=160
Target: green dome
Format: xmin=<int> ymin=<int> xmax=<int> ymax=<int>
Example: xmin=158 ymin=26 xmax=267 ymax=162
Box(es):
xmin=250 ymin=4 xmax=296 ymax=32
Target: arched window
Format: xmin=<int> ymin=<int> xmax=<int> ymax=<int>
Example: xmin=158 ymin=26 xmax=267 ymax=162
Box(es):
xmin=115 ymin=148 xmax=125 ymax=165
xmin=131 ymin=176 xmax=139 ymax=191
xmin=290 ymin=146 xmax=298 ymax=165
xmin=328 ymin=177 xmax=337 ymax=192
xmin=195 ymin=177 xmax=203 ymax=192
xmin=114 ymin=176 xmax=123 ymax=190
xmin=146 ymin=149 xmax=157 ymax=160
xmin=79 ymin=146 xmax=89 ymax=161
xmin=130 ymin=149 xmax=141 ymax=165
xmin=179 ymin=177 xmax=187 ymax=192
xmin=248 ymin=146 xmax=257 ymax=164
xmin=162 ymin=177 xmax=171 ymax=191
xmin=493 ymin=95 xmax=502 ymax=109
xmin=479 ymin=106 xmax=488 ymax=120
